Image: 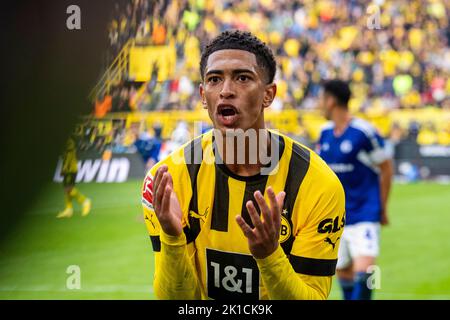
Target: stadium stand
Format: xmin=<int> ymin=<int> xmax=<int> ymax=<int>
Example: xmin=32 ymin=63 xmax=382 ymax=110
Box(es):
xmin=84 ymin=0 xmax=450 ymax=154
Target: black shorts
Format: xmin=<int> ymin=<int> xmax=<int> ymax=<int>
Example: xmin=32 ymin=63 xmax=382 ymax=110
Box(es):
xmin=63 ymin=173 xmax=77 ymax=187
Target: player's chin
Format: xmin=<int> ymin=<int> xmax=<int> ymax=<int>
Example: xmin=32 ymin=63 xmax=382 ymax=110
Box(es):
xmin=213 ymin=120 xmax=241 ymax=134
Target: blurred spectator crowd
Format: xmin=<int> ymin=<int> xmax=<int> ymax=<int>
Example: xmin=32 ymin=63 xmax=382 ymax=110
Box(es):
xmin=90 ymin=0 xmax=450 ymax=153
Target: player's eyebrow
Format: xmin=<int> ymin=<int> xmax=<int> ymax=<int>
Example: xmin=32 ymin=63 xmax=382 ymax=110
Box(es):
xmin=205 ymin=69 xmax=223 ymax=76
xmin=232 ymin=68 xmax=256 ymax=75
xmin=205 ymin=68 xmax=257 ymax=77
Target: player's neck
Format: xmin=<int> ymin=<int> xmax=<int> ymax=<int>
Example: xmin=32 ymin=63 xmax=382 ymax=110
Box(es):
xmin=332 ymin=109 xmax=352 ymax=137
xmin=213 ymin=127 xmax=271 ymax=177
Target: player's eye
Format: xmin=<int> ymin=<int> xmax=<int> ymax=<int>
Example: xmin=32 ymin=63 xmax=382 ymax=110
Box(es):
xmin=207 ymin=76 xmax=221 ymax=84
xmin=237 ymin=75 xmax=250 ymax=82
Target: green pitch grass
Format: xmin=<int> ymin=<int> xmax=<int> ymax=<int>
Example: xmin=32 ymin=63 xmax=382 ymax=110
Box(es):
xmin=0 ymin=181 xmax=449 ymax=300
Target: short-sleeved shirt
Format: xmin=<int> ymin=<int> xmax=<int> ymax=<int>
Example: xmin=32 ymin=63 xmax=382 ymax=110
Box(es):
xmin=317 ymin=118 xmax=389 ymax=225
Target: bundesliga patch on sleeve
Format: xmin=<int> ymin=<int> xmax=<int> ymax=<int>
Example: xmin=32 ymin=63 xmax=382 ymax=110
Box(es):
xmin=142 ymin=174 xmax=154 ymax=210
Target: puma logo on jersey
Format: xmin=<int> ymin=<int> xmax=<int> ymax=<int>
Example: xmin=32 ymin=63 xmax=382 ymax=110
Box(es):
xmin=145 ymin=214 xmax=155 ymax=229
xmin=324 ymin=237 xmax=340 ymax=250
xmin=189 ymin=207 xmax=209 ymax=223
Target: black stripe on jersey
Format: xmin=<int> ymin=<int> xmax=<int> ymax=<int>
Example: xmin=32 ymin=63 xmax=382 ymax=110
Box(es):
xmin=289 ymin=255 xmax=337 ymax=276
xmin=281 ymin=142 xmax=310 ymax=255
xmin=211 ymin=133 xmax=286 ymax=231
xmin=184 ymin=136 xmax=203 ymax=182
xmin=262 ymin=131 xmax=286 ymax=177
xmin=213 ymin=131 xmax=285 ymax=182
xmin=150 ymin=235 xmax=161 ymax=252
xmin=184 ymin=136 xmax=203 ymax=243
xmin=210 ymin=169 xmax=230 ymax=231
xmin=274 ymin=133 xmax=286 ymax=165
xmin=240 ymin=177 xmax=269 ymax=228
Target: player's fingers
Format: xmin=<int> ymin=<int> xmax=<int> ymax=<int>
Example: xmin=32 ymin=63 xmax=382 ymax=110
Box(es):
xmin=276 ymin=191 xmax=286 ymax=210
xmin=154 ymin=165 xmax=168 ymax=197
xmin=154 ymin=172 xmax=168 ymax=214
xmin=153 ymin=176 xmax=163 ymax=213
xmin=153 ymin=167 xmax=161 ymax=192
xmin=254 ymin=190 xmax=273 ymax=234
xmin=246 ymin=200 xmax=265 ymax=234
xmin=236 ymin=215 xmax=256 ymax=240
xmin=267 ymin=187 xmax=279 ymax=214
xmin=166 ymin=171 xmax=174 ymax=189
xmin=267 ymin=187 xmax=281 ymax=233
xmin=160 ymin=184 xmax=172 ymax=216
xmin=157 ymin=165 xmax=168 ymax=183
xmin=274 ymin=191 xmax=286 ymax=232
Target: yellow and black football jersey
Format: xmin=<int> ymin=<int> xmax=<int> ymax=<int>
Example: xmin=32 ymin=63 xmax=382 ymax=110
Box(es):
xmin=142 ymin=129 xmax=345 ymax=300
xmin=62 ymin=138 xmax=78 ymax=175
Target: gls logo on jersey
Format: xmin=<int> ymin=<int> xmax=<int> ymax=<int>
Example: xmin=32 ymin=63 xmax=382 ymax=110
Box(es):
xmin=142 ymin=175 xmax=154 ymax=210
xmin=317 ymin=215 xmax=345 ymax=234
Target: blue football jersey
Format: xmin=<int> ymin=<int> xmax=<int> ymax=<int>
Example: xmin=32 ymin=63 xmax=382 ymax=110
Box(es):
xmin=317 ymin=118 xmax=389 ymax=225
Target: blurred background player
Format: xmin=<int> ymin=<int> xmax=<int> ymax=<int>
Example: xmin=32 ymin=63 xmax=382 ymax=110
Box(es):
xmin=317 ymin=79 xmax=394 ymax=300
xmin=57 ymin=137 xmax=92 ymax=218
xmin=134 ymin=124 xmax=163 ymax=172
xmin=158 ymin=121 xmax=192 ymax=160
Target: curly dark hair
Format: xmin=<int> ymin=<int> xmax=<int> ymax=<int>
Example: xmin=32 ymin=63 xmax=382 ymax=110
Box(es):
xmin=200 ymin=30 xmax=277 ymax=84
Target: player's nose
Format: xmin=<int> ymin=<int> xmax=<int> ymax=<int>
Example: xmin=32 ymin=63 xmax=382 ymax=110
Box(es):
xmin=220 ymin=78 xmax=235 ymax=99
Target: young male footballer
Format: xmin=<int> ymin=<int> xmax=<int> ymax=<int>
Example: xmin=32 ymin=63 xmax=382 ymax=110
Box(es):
xmin=141 ymin=30 xmax=345 ymax=300
xmin=317 ymin=80 xmax=393 ymax=300
xmin=57 ymin=137 xmax=91 ymax=218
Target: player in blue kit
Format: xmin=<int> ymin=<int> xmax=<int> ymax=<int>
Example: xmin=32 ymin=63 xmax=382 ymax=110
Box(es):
xmin=316 ymin=80 xmax=394 ymax=300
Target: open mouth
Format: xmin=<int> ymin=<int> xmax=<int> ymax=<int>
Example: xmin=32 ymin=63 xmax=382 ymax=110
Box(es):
xmin=217 ymin=104 xmax=239 ymax=126
xmin=217 ymin=104 xmax=238 ymax=116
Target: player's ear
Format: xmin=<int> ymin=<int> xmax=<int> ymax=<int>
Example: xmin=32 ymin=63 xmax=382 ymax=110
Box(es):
xmin=199 ymin=83 xmax=207 ymax=109
xmin=262 ymin=83 xmax=277 ymax=109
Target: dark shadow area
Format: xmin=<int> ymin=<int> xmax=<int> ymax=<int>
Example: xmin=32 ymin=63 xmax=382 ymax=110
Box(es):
xmin=0 ymin=0 xmax=126 ymax=244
